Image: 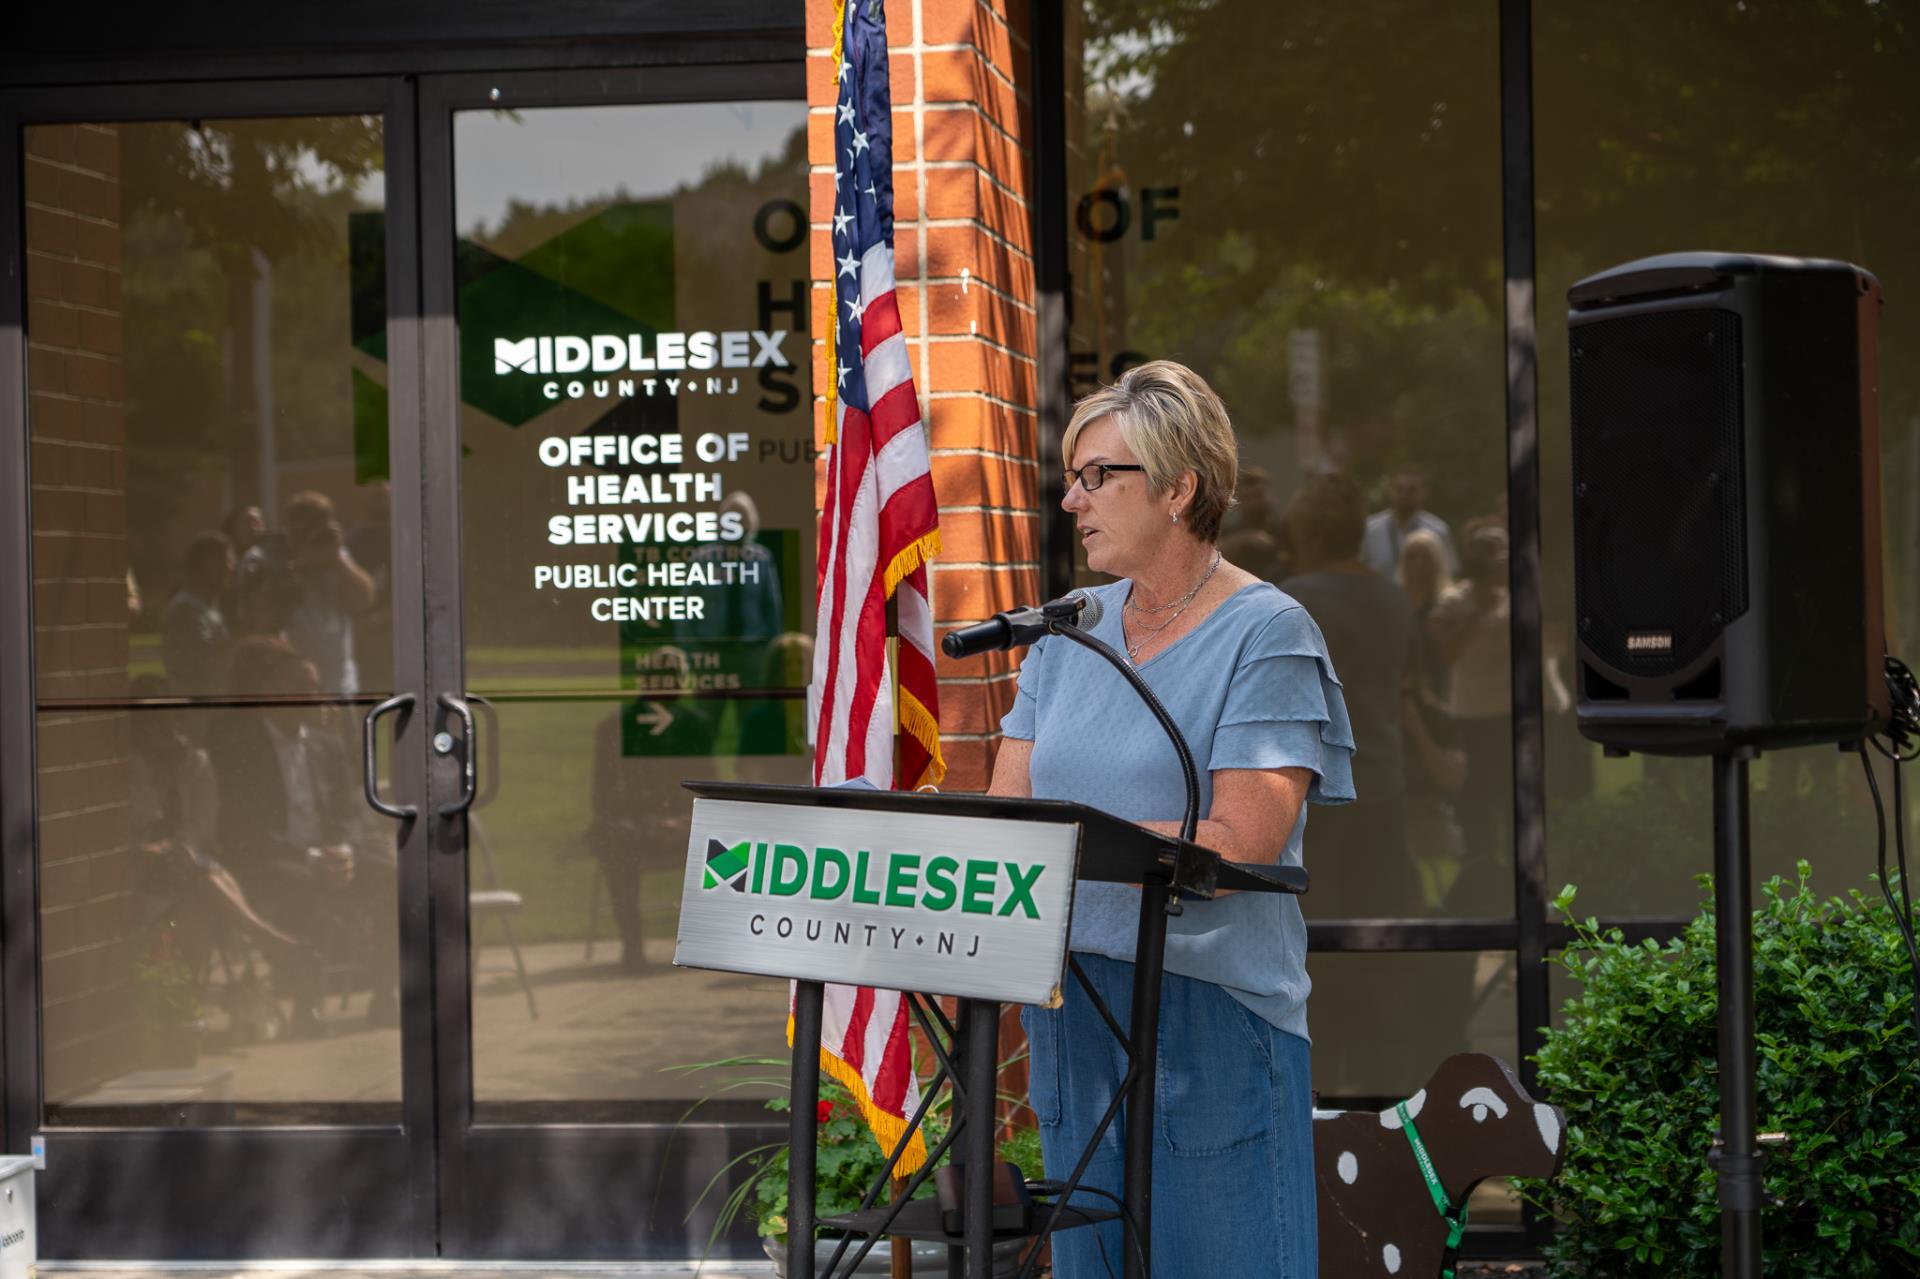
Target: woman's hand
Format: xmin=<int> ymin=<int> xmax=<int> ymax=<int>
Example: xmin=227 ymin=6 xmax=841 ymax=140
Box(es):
xmin=1140 ymin=766 xmax=1311 ymax=871
xmin=988 ymin=744 xmax=1308 ymax=889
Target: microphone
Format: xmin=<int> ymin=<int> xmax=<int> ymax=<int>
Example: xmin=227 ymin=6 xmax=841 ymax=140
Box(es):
xmin=940 ymin=589 xmax=1103 ymax=659
xmin=1051 ymin=588 xmax=1104 ymax=629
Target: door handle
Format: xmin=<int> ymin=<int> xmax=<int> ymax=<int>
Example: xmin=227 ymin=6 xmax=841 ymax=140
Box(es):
xmin=362 ymin=693 xmax=417 ymax=820
xmin=471 ymin=694 xmax=500 ymax=810
xmin=438 ymin=692 xmax=478 ymax=818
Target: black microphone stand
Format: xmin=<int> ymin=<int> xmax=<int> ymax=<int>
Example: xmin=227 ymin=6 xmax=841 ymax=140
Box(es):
xmin=1037 ymin=617 xmax=1200 ymax=1279
xmin=1048 ymin=620 xmax=1200 ymax=843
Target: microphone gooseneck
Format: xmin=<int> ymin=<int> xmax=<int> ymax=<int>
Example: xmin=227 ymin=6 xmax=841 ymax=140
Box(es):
xmin=983 ymin=585 xmax=1201 ymax=1279
xmin=938 ymin=585 xmax=1196 ymax=841
xmin=1049 ymin=621 xmax=1199 ymax=844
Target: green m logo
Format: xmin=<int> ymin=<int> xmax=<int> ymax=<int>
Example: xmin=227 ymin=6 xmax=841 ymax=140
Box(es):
xmin=703 ymin=838 xmax=751 ymax=892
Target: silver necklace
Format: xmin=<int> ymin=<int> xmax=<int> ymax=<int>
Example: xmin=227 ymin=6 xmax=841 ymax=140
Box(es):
xmin=1124 ymin=552 xmax=1222 ymax=662
xmin=1126 ymin=585 xmax=1192 ymax=616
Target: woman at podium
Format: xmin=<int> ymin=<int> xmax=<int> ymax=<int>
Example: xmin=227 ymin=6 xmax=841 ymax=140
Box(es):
xmin=990 ymin=360 xmax=1355 ymax=1279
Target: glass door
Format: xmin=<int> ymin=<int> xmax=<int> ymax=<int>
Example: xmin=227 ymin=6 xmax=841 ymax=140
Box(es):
xmin=420 ymin=66 xmax=814 ymax=1258
xmin=3 ymin=79 xmax=437 ymax=1256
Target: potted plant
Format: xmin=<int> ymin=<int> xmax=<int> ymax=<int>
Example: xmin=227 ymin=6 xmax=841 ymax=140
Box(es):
xmin=674 ymin=1056 xmax=1045 ymax=1277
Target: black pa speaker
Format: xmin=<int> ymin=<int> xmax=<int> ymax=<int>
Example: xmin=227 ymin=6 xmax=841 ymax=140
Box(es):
xmin=1567 ymin=252 xmax=1889 ymax=755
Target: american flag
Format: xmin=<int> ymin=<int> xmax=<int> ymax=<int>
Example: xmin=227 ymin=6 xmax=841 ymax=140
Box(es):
xmin=803 ymin=0 xmax=941 ymax=1174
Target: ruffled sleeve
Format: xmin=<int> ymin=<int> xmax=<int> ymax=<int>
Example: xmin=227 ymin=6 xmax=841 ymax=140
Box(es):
xmin=1210 ymin=603 xmax=1358 ymax=804
xmin=998 ymin=634 xmax=1046 ymax=741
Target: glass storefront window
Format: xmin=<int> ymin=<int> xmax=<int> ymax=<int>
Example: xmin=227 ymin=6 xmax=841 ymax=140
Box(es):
xmin=1534 ymin=3 xmax=1919 ymax=917
xmin=1065 ymin=1 xmax=1513 ymax=919
xmin=1309 ymin=950 xmax=1525 ymax=1220
xmin=26 ymin=117 xmax=401 ymax=1123
xmin=1306 ymin=950 xmax=1519 ymax=1101
xmin=451 ymin=101 xmax=813 ymax=1115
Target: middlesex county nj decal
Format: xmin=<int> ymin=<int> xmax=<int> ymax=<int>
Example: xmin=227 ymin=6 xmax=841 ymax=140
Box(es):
xmin=675 ymin=801 xmax=1078 ymax=1004
xmin=701 ymin=838 xmax=1044 ymax=957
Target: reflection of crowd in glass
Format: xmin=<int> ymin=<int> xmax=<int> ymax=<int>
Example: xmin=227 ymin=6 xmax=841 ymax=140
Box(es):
xmin=131 ymin=487 xmax=396 ymax=1044
xmin=1219 ymin=464 xmax=1516 ymax=917
xmin=159 ymin=489 xmax=387 ymax=701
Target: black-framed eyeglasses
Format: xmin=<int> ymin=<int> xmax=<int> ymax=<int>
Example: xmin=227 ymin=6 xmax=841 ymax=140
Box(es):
xmin=1063 ymin=463 xmax=1146 ymax=493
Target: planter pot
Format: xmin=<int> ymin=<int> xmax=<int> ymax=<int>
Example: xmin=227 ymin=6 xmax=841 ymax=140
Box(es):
xmin=763 ymin=1235 xmax=1028 ymax=1277
xmin=143 ymin=1015 xmax=205 ymax=1068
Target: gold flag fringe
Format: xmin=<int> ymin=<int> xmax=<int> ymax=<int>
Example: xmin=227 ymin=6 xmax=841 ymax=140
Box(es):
xmin=881 ymin=529 xmax=942 ymax=600
xmin=897 ymin=685 xmax=947 ymax=788
xmin=787 ymin=1012 xmax=931 ymax=1176
xmin=887 ymin=527 xmax=945 ymax=786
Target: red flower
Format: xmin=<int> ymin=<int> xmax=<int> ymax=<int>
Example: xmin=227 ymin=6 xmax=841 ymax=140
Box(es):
xmin=817 ymin=1100 xmax=836 ymax=1125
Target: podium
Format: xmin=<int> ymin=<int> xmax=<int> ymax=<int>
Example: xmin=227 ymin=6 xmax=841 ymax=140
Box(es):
xmin=674 ymin=780 xmax=1307 ymax=1279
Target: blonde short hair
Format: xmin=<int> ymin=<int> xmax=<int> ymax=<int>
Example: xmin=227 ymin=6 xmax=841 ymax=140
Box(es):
xmin=1396 ymin=527 xmax=1455 ymax=596
xmin=1063 ymin=360 xmax=1238 ymax=542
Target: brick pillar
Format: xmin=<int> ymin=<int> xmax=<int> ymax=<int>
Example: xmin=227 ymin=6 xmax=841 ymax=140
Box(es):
xmin=809 ymin=0 xmax=1043 ymax=797
xmin=24 ymin=123 xmax=140 ymax=1098
xmin=810 ymin=0 xmax=1042 ymax=1135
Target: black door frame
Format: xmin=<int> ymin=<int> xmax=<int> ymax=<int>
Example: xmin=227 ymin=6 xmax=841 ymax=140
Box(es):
xmin=0 ymin=74 xmax=439 ymax=1257
xmin=415 ymin=62 xmax=799 ymax=1260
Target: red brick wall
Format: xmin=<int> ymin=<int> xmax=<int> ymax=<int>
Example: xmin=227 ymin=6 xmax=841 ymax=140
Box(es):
xmin=24 ymin=123 xmax=141 ymax=1099
xmin=810 ymin=0 xmax=1043 ymax=1133
xmin=809 ymin=0 xmax=1042 ymax=799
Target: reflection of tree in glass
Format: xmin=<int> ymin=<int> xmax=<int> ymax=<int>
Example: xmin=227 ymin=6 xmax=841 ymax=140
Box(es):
xmin=1073 ymin=0 xmax=1505 ymax=519
xmin=125 ymin=117 xmax=382 ymax=257
xmin=119 ymin=116 xmax=386 ymax=609
xmin=462 ymin=123 xmax=806 ymax=287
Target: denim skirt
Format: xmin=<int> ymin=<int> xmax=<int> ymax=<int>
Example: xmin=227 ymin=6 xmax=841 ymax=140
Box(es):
xmin=1020 ymin=954 xmax=1317 ymax=1279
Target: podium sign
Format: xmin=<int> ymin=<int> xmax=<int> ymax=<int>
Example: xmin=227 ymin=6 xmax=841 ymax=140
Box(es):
xmin=674 ymin=797 xmax=1081 ymax=1005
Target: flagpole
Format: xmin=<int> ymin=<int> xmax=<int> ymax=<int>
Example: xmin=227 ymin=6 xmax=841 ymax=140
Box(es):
xmin=886 ymin=594 xmax=902 ymax=776
xmin=883 ymin=595 xmax=913 ymax=1279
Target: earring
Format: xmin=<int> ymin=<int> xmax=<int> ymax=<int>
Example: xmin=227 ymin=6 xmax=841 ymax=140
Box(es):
xmin=1171 ymin=511 xmax=1180 ymax=525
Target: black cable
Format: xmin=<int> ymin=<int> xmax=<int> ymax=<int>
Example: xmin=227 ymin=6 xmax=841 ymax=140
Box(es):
xmin=1859 ymin=747 xmax=1920 ymax=1050
xmin=1025 ymin=1179 xmax=1149 ymax=1279
xmin=1895 ymin=757 xmax=1916 ymax=976
xmin=1891 ymin=752 xmax=1919 ymax=1051
xmin=1859 ymin=663 xmax=1920 ymax=1054
xmin=1880 ymin=657 xmax=1920 ymax=1005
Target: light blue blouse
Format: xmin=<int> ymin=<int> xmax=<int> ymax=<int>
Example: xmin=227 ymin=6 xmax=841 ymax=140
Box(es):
xmin=999 ymin=579 xmax=1357 ymax=1041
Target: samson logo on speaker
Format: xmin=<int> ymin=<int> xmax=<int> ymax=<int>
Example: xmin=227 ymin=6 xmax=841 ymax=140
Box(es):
xmin=1625 ymin=631 xmax=1675 ymax=655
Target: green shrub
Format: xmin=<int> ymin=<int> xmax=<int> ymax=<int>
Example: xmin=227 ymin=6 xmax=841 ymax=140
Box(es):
xmin=1518 ymin=864 xmax=1919 ymax=1277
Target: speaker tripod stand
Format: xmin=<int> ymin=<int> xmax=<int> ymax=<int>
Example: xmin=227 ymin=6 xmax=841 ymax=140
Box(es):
xmin=1710 ymin=749 xmax=1766 ymax=1279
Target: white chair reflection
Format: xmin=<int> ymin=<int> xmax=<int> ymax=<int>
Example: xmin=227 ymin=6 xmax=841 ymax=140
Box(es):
xmin=469 ymin=813 xmax=537 ymax=1020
